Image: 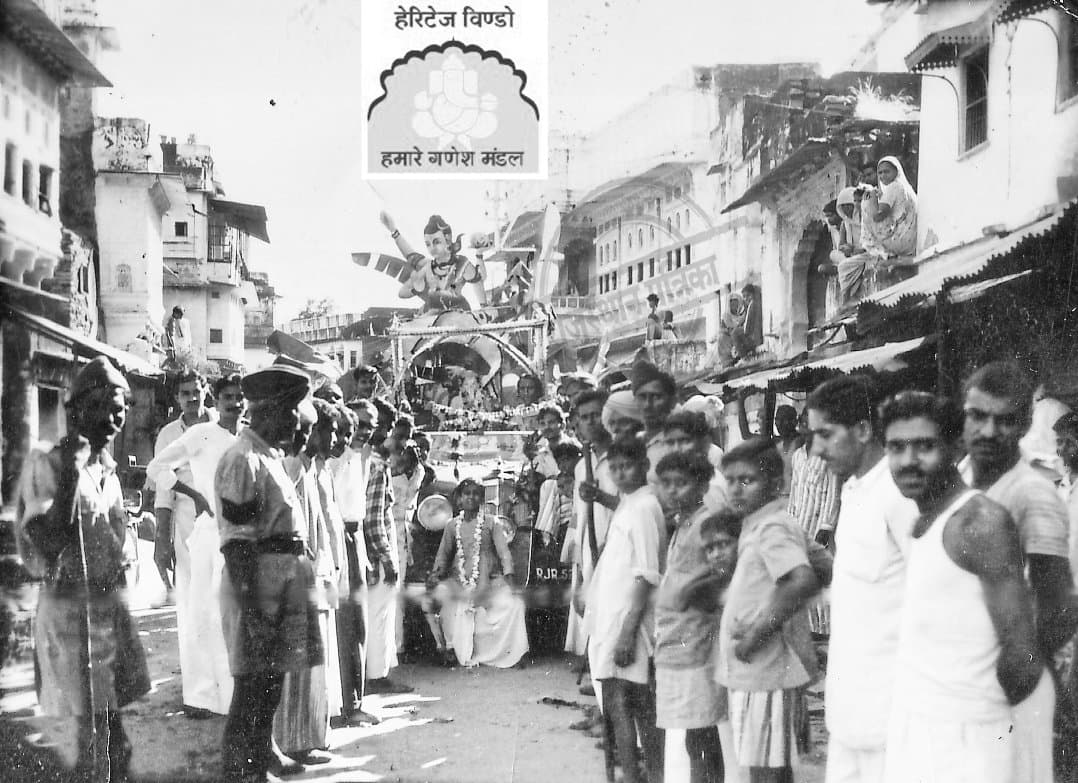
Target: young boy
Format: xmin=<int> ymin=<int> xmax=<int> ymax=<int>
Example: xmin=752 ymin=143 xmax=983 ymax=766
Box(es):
xmin=585 ymin=437 xmax=667 ymax=783
xmin=675 ymin=510 xmax=742 ymax=614
xmin=536 ymin=442 xmax=583 ymax=548
xmin=716 ymin=438 xmax=821 ymax=783
xmin=654 ymin=451 xmax=726 ymax=783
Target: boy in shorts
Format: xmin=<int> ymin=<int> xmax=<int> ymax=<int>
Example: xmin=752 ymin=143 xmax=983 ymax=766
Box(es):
xmin=654 ymin=451 xmax=726 ymax=783
xmin=716 ymin=438 xmax=821 ymax=783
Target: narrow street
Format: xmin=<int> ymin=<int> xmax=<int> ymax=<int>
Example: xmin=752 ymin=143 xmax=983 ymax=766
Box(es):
xmin=1 ymin=543 xmax=827 ymax=782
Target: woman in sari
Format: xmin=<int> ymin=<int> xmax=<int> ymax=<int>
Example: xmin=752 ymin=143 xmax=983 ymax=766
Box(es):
xmin=426 ymin=479 xmax=529 ymax=668
xmin=864 ymin=155 xmax=918 ymax=259
xmin=837 ymin=156 xmax=919 ymax=304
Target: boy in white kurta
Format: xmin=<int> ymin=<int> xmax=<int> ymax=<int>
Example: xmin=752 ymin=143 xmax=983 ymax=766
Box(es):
xmin=585 ymin=437 xmax=667 ymax=783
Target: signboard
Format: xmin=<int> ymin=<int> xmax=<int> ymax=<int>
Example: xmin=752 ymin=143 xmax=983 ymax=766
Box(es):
xmin=360 ymin=0 xmax=549 ymax=180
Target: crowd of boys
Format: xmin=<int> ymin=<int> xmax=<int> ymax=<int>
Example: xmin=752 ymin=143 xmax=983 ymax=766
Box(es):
xmin=548 ymin=359 xmax=1077 ymax=783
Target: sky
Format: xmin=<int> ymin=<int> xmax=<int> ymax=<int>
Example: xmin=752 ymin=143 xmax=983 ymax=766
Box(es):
xmin=94 ymin=0 xmax=882 ymax=321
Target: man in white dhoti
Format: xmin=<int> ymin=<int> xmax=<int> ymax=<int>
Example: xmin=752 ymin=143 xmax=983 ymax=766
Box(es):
xmin=426 ymin=479 xmax=528 ymax=668
xmin=146 ymin=374 xmax=245 ymax=716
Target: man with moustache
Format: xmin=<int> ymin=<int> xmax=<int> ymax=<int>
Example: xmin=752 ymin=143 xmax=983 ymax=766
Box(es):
xmin=958 ymin=362 xmax=1077 ymax=782
xmin=879 ymin=391 xmax=1041 ymax=783
xmin=16 ymin=357 xmax=151 ymax=780
xmin=806 ymin=376 xmax=918 ymax=783
xmin=215 ymin=366 xmax=322 ymax=783
xmin=146 ymin=374 xmax=246 ymax=717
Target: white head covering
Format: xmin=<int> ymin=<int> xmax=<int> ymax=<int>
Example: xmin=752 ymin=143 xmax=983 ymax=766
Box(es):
xmin=601 ymin=390 xmax=644 ymax=433
xmin=681 ymin=394 xmax=725 ymax=430
xmin=877 ymin=156 xmax=917 ymax=202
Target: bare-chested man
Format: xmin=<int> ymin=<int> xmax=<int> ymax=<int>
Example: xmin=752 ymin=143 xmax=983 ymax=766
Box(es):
xmin=880 ymin=391 xmax=1041 ymax=783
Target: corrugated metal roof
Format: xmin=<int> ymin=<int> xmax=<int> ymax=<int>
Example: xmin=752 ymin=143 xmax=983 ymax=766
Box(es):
xmin=859 ymin=206 xmax=1069 ymax=309
xmin=697 ymin=336 xmax=930 ymax=393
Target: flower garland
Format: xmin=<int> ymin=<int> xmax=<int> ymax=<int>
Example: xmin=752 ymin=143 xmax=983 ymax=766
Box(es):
xmin=455 ymin=513 xmax=484 ymax=592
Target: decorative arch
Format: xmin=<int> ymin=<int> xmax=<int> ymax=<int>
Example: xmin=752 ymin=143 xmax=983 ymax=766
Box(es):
xmin=788 ymin=220 xmax=834 ymax=352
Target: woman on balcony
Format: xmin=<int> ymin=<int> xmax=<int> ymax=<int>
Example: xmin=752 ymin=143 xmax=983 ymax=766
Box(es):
xmin=830 ymin=156 xmax=918 ymax=306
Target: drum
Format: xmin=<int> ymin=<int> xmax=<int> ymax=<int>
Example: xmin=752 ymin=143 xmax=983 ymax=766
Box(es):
xmin=417 ymin=494 xmax=453 ymax=532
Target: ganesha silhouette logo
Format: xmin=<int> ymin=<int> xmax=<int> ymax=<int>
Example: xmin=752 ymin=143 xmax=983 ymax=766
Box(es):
xmin=360 ymin=1 xmax=548 ymax=179
xmin=412 ymin=52 xmax=499 ymax=149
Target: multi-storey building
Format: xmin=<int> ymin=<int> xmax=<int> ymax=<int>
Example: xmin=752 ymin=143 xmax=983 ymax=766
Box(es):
xmin=1 ymin=0 xmax=158 ymax=510
xmin=159 ymin=135 xmax=264 ymax=375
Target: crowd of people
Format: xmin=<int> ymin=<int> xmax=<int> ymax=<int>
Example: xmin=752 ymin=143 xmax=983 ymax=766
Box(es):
xmin=10 ymin=348 xmax=1078 ymax=783
xmin=508 ymin=359 xmax=1077 ymax=783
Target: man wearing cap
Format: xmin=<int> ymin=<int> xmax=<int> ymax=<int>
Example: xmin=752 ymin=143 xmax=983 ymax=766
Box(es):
xmin=16 ymin=356 xmax=151 ymax=779
xmin=215 ymin=366 xmax=323 ymax=783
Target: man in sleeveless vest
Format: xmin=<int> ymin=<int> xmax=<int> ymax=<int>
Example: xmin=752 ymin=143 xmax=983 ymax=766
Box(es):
xmin=879 ymin=391 xmax=1042 ymax=783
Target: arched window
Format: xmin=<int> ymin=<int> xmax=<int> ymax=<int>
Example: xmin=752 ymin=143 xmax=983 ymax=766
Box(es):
xmin=675 ymin=212 xmax=681 ymax=231
xmin=649 ymin=226 xmax=655 ymax=242
xmin=628 ymin=233 xmax=633 ymax=250
xmin=638 ymin=228 xmax=644 ymax=247
xmin=613 ymin=240 xmax=618 ymax=261
xmin=666 ymin=217 xmax=672 ymax=235
xmin=605 ymin=243 xmax=610 ymax=265
xmin=684 ymin=210 xmax=690 ymax=229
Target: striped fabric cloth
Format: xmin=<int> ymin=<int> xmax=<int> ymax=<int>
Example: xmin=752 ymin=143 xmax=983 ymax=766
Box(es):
xmin=787 ymin=446 xmax=840 ymax=635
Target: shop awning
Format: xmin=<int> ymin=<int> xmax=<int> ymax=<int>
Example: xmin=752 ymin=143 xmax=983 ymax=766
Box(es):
xmin=696 ymin=336 xmax=931 ymax=393
xmin=3 ymin=0 xmax=112 ymax=86
xmin=996 ymin=1 xmax=1058 ymax=24
xmin=904 ymin=17 xmax=991 ymax=72
xmin=3 ymin=304 xmax=163 ymax=377
xmin=209 ymin=199 xmax=270 ymax=243
xmin=720 ymin=140 xmax=833 ymax=213
xmin=856 ymin=205 xmax=1070 ymax=311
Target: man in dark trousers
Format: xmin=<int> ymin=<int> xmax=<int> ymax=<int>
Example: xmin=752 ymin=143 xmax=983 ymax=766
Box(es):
xmin=215 ymin=366 xmax=322 ymax=782
xmin=16 ymin=356 xmax=150 ymax=780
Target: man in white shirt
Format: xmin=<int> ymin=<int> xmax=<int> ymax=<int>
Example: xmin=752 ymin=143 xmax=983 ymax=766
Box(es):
xmin=146 ymin=374 xmax=244 ymax=716
xmin=807 ymin=376 xmax=918 ymax=783
xmin=150 ymin=370 xmax=218 ymax=717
